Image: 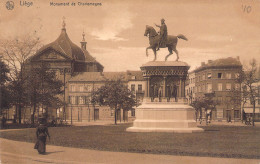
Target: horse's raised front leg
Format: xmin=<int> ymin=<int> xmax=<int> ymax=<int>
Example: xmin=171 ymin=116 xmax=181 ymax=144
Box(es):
xmin=152 ymin=47 xmax=157 ymax=61
xmin=165 ymin=47 xmax=173 ymax=61
xmin=173 ymin=49 xmax=179 ymax=61
xmin=146 ymin=46 xmax=152 ymax=57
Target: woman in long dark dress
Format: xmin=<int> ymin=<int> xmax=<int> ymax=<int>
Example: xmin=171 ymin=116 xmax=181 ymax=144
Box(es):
xmin=34 ymin=118 xmax=50 ymax=154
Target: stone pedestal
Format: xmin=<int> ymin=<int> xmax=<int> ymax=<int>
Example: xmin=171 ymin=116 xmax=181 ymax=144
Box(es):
xmin=126 ymin=61 xmax=204 ymax=133
xmin=126 ymin=101 xmax=204 ymax=133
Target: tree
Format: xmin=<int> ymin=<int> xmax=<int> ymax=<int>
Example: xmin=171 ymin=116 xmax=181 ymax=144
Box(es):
xmin=25 ymin=63 xmax=64 ymax=123
xmin=0 ymin=33 xmax=40 ymax=123
xmin=239 ymin=59 xmax=259 ymax=126
xmin=191 ymin=99 xmax=205 ymax=122
xmin=191 ymin=93 xmax=218 ymax=124
xmin=91 ymin=80 xmax=136 ymax=125
xmin=0 ymin=57 xmax=11 ymax=114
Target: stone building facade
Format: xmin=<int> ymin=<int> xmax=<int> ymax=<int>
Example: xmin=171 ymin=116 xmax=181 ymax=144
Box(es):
xmin=67 ymin=71 xmax=145 ymax=122
xmin=186 ymin=57 xmax=242 ymax=122
xmin=22 ymin=22 xmax=103 ymax=122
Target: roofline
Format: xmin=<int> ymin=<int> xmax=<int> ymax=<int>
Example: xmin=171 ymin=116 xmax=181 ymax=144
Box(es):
xmin=194 ymin=65 xmax=242 ymax=73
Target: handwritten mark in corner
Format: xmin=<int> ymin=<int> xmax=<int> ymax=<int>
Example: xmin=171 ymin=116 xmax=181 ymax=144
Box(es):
xmin=6 ymin=1 xmax=14 ymax=10
xmin=242 ymin=4 xmax=252 ymax=13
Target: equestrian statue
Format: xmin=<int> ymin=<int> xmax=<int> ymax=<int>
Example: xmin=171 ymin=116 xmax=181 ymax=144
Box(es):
xmin=144 ymin=18 xmax=188 ymax=61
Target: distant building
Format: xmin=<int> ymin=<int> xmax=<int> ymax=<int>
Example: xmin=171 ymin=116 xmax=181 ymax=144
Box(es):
xmin=186 ymin=57 xmax=242 ymax=122
xmin=21 ymin=21 xmax=103 ymax=122
xmin=67 ymin=71 xmax=145 ymax=122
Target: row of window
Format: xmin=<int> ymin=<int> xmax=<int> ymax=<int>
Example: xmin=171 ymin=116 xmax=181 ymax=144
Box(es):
xmin=216 ymin=109 xmax=240 ymax=118
xmin=130 ymin=84 xmax=143 ymax=92
xmin=69 ymin=96 xmax=91 ymax=105
xmin=192 ymin=72 xmax=239 ymax=83
xmin=196 ymin=83 xmax=240 ymax=93
xmin=187 ymin=83 xmax=240 ymax=94
xmin=70 ymin=85 xmax=99 ymax=92
xmin=70 ymin=84 xmax=144 ymax=93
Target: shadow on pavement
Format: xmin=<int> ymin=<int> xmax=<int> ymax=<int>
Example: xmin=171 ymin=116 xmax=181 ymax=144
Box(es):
xmin=44 ymin=151 xmax=64 ymax=155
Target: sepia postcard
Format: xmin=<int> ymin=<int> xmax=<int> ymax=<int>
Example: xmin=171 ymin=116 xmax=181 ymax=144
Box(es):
xmin=0 ymin=0 xmax=260 ymax=163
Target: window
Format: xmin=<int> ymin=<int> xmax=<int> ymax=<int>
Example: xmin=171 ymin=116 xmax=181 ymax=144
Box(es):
xmin=226 ymin=73 xmax=231 ymax=79
xmin=84 ymin=85 xmax=90 ymax=92
xmin=217 ymin=109 xmax=223 ymax=118
xmin=217 ymin=97 xmax=222 ymax=104
xmin=79 ymin=96 xmax=85 ymax=104
xmin=138 ymin=84 xmax=142 ymax=92
xmin=235 ymin=83 xmax=240 ymax=90
xmin=226 ymin=83 xmax=231 ymax=91
xmin=207 ymin=73 xmax=212 ymax=79
xmin=207 ymin=83 xmax=212 ymax=93
xmin=131 ymin=109 xmax=135 ymax=117
xmin=218 ymin=83 xmax=222 ymax=91
xmin=70 ymin=96 xmax=76 ymax=104
xmin=226 ymin=96 xmax=231 ymax=102
xmin=79 ymin=85 xmax=84 ymax=92
xmin=234 ymin=110 xmax=240 ymax=118
xmin=218 ymin=73 xmax=222 ymax=79
xmin=131 ymin=84 xmax=135 ymax=92
xmin=70 ymin=85 xmax=76 ymax=92
xmin=198 ymin=76 xmax=201 ymax=81
xmin=235 ymin=73 xmax=239 ymax=79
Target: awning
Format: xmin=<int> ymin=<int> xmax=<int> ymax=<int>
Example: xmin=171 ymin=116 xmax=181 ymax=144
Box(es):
xmin=243 ymin=108 xmax=260 ymax=113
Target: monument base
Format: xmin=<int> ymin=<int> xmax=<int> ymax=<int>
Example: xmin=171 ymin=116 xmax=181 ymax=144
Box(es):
xmin=126 ymin=101 xmax=204 ymax=133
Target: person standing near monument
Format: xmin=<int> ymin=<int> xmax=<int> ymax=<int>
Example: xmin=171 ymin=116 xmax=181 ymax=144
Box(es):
xmin=155 ymin=18 xmax=168 ymax=51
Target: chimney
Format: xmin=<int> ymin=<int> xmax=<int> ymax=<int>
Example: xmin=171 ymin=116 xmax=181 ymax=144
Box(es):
xmin=201 ymin=62 xmax=205 ymax=66
xmin=236 ymin=56 xmax=240 ymax=60
xmin=80 ymin=31 xmax=87 ymax=50
xmin=208 ymin=60 xmax=213 ymax=64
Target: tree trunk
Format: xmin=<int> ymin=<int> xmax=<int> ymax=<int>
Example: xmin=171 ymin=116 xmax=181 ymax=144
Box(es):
xmin=18 ymin=104 xmax=22 ymax=124
xmin=199 ymin=108 xmax=202 ymax=123
xmin=32 ymin=103 xmax=36 ymax=124
xmin=252 ymin=101 xmax=255 ymax=126
xmin=114 ymin=108 xmax=117 ymax=125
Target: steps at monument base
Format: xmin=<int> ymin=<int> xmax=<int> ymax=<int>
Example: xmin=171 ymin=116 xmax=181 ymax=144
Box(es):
xmin=133 ymin=119 xmax=197 ymax=128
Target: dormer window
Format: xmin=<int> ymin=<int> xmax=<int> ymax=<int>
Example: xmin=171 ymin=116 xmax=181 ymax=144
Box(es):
xmin=131 ymin=76 xmax=136 ymax=80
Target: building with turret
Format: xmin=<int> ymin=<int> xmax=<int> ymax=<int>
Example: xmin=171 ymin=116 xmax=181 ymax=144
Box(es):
xmin=24 ymin=20 xmax=103 ymax=121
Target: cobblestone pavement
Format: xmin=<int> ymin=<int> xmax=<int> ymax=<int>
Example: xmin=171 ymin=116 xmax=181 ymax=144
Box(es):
xmin=0 ymin=138 xmax=260 ymax=164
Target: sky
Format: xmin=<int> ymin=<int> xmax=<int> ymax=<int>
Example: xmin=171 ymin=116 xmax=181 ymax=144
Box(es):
xmin=1 ymin=0 xmax=260 ymax=72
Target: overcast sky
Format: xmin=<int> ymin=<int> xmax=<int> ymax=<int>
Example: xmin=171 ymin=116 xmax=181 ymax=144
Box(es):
xmin=1 ymin=0 xmax=260 ymax=71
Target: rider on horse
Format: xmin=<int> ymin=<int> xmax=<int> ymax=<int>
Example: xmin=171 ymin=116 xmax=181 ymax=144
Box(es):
xmin=155 ymin=18 xmax=168 ymax=51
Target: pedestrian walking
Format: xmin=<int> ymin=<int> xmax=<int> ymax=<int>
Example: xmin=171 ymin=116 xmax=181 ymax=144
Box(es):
xmin=34 ymin=117 xmax=50 ymax=154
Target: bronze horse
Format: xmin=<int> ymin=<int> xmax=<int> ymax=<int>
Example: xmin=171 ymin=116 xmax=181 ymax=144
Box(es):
xmin=144 ymin=25 xmax=188 ymax=61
